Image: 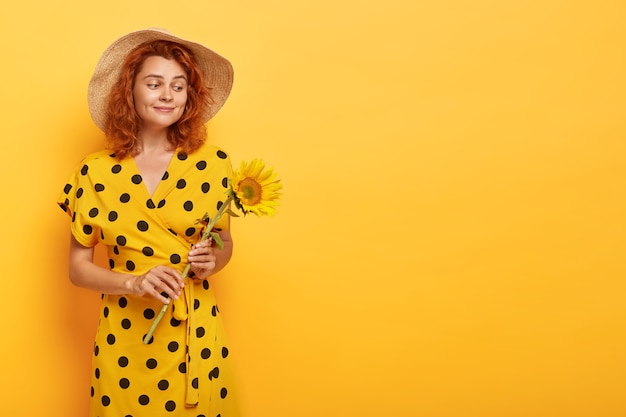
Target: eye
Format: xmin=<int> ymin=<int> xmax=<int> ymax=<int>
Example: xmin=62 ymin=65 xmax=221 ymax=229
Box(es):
xmin=173 ymin=85 xmax=185 ymax=92
xmin=147 ymin=83 xmax=160 ymax=89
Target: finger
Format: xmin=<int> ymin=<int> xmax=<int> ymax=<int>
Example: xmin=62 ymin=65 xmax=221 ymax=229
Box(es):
xmin=151 ymin=278 xmax=181 ymax=301
xmin=156 ymin=267 xmax=185 ymax=287
xmin=139 ymin=277 xmax=174 ymax=304
xmin=189 ymin=244 xmax=212 ymax=257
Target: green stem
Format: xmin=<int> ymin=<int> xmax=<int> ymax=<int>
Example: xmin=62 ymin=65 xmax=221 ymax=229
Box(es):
xmin=143 ymin=195 xmax=234 ymax=344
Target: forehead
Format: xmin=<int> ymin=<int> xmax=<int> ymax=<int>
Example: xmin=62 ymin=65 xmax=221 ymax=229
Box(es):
xmin=137 ymin=55 xmax=187 ymax=78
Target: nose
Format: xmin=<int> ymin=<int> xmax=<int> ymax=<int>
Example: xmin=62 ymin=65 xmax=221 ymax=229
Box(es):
xmin=160 ymin=89 xmax=173 ymax=102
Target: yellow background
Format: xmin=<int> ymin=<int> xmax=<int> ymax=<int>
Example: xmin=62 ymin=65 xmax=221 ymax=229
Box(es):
xmin=1 ymin=1 xmax=625 ymax=416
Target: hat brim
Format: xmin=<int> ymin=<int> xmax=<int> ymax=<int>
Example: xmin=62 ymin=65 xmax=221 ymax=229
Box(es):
xmin=87 ymin=28 xmax=233 ymax=131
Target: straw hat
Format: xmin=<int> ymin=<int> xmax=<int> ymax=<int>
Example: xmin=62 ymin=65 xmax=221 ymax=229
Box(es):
xmin=87 ymin=28 xmax=234 ymax=131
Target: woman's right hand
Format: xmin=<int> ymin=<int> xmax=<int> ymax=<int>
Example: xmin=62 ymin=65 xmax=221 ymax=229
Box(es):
xmin=129 ymin=266 xmax=184 ymax=304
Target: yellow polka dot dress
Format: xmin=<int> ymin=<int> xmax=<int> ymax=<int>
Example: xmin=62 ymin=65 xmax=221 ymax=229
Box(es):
xmin=58 ymin=143 xmax=240 ymax=417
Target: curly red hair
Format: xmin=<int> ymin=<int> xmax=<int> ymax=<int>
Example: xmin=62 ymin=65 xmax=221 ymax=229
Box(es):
xmin=104 ymin=40 xmax=212 ymax=159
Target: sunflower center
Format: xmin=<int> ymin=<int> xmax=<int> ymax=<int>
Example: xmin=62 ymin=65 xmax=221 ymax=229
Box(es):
xmin=239 ymin=177 xmax=263 ymax=205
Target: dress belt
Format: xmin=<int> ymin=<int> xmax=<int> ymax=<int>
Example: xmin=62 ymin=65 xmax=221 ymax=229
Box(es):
xmin=172 ymin=281 xmax=199 ymax=406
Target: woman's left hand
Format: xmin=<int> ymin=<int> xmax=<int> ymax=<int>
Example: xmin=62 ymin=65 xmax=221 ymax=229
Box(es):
xmin=188 ymin=240 xmax=217 ymax=280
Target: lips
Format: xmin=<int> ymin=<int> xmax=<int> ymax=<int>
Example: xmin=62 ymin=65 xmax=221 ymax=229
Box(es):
xmin=154 ymin=106 xmax=175 ymax=112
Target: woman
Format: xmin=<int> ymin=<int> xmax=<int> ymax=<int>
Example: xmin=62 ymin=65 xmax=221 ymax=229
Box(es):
xmin=58 ymin=29 xmax=239 ymax=416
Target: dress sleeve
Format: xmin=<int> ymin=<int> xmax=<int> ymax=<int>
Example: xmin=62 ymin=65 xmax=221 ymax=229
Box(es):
xmin=57 ymin=161 xmax=101 ymax=248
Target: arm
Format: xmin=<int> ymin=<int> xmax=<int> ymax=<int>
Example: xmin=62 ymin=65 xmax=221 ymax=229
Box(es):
xmin=68 ymin=235 xmax=184 ymax=304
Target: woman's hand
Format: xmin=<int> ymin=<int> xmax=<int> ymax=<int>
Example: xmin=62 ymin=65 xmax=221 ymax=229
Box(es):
xmin=129 ymin=266 xmax=184 ymax=304
xmin=188 ymin=240 xmax=217 ymax=280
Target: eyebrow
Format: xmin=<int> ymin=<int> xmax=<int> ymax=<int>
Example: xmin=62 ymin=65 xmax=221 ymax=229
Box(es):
xmin=143 ymin=74 xmax=188 ymax=81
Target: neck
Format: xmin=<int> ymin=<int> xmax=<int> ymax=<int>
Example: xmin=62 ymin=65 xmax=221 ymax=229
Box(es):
xmin=136 ymin=128 xmax=172 ymax=155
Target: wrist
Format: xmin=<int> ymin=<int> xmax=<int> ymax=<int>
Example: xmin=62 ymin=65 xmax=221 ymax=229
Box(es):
xmin=124 ymin=275 xmax=138 ymax=295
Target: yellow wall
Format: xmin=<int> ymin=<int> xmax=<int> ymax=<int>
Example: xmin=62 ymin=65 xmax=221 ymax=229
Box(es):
xmin=1 ymin=1 xmax=625 ymax=416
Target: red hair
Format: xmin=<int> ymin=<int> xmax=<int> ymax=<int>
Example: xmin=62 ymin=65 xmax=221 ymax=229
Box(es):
xmin=104 ymin=40 xmax=212 ymax=159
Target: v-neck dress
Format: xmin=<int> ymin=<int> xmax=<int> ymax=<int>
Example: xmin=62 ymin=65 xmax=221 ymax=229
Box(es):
xmin=58 ymin=143 xmax=239 ymax=417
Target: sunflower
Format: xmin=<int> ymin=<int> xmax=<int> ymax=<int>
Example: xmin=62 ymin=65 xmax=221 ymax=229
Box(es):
xmin=230 ymin=159 xmax=282 ymax=216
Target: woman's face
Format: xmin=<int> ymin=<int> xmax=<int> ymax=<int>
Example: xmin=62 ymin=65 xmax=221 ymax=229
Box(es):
xmin=133 ymin=55 xmax=188 ymax=131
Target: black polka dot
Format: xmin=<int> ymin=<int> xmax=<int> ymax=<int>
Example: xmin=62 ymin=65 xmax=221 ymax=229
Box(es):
xmin=196 ymin=160 xmax=207 ymax=170
xmin=170 ymin=254 xmax=181 ymax=264
xmin=183 ymin=201 xmax=193 ymax=211
xmin=222 ymin=347 xmax=229 ymax=358
xmin=107 ymin=334 xmax=116 ymax=345
xmin=112 ymin=164 xmax=122 ymax=173
xmin=109 ymin=259 xmax=115 ymax=269
xmin=212 ymin=305 xmax=218 ymax=316
xmin=196 ymin=327 xmax=205 ymax=338
xmin=202 ymin=280 xmax=209 ymax=290
xmin=165 ymin=400 xmax=176 ymax=412
xmin=220 ymin=387 xmax=228 ymax=398
xmin=178 ymin=362 xmax=187 ymax=373
xmin=132 ymin=174 xmax=142 ymax=184
xmin=158 ymin=379 xmax=169 ymax=390
xmin=89 ymin=208 xmax=99 ymax=218
xmin=192 ymin=378 xmax=199 ymax=388
xmin=103 ymin=307 xmax=109 ymax=317
xmin=90 ymin=386 xmax=94 ymax=397
xmin=177 ymin=152 xmax=188 ymax=160
xmin=113 ymin=246 xmax=120 ymax=255
xmin=146 ymin=358 xmax=158 ymax=369
xmin=168 ymin=341 xmax=179 ymax=352
xmin=146 ymin=199 xmax=156 ymax=209
xmin=168 ymin=228 xmax=177 ymax=236
xmin=108 ymin=211 xmax=118 ymax=221
xmin=94 ymin=345 xmax=99 ymax=356
xmin=162 ymin=171 xmax=169 ymax=180
xmin=76 ymin=187 xmax=84 ymax=198
xmin=194 ymin=299 xmax=200 ymax=310
xmin=64 ymin=183 xmax=72 ymax=194
xmin=119 ymin=378 xmax=130 ymax=389
xmin=95 ymin=183 xmax=105 ymax=192
xmin=137 ymin=220 xmax=149 ymax=231
xmin=138 ymin=395 xmax=150 ymax=405
xmin=116 ymin=236 xmax=127 ymax=246
xmin=217 ymin=150 xmax=227 ymax=159
xmin=120 ymin=193 xmax=130 ymax=203
xmin=142 ymin=246 xmax=154 ymax=256
xmin=222 ymin=177 xmax=228 ymax=188
xmin=126 ymin=260 xmax=135 ymax=271
xmin=217 ymin=201 xmax=224 ymax=211
xmin=81 ymin=165 xmax=89 ymax=175
xmin=201 ymin=348 xmax=211 ymax=359
xmin=95 ymin=368 xmax=100 ymax=379
xmin=158 ymin=199 xmax=166 ymax=208
xmin=209 ymin=367 xmax=219 ymax=380
xmin=83 ymin=225 xmax=93 ymax=235
xmin=121 ymin=318 xmax=131 ymax=329
xmin=170 ymin=318 xmax=181 ymax=327
xmin=102 ymin=395 xmax=110 ymax=406
xmin=143 ymin=309 xmax=155 ymax=319
xmin=119 ymin=297 xmax=128 ymax=308
xmin=143 ymin=334 xmax=154 ymax=344
xmin=201 ymin=182 xmax=210 ymax=193
xmin=185 ymin=227 xmax=196 ymax=237
xmin=176 ymin=179 xmax=186 ymax=189
xmin=118 ymin=356 xmax=129 ymax=367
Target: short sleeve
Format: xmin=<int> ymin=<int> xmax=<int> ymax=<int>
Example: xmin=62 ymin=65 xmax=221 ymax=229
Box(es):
xmin=57 ymin=160 xmax=101 ymax=248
